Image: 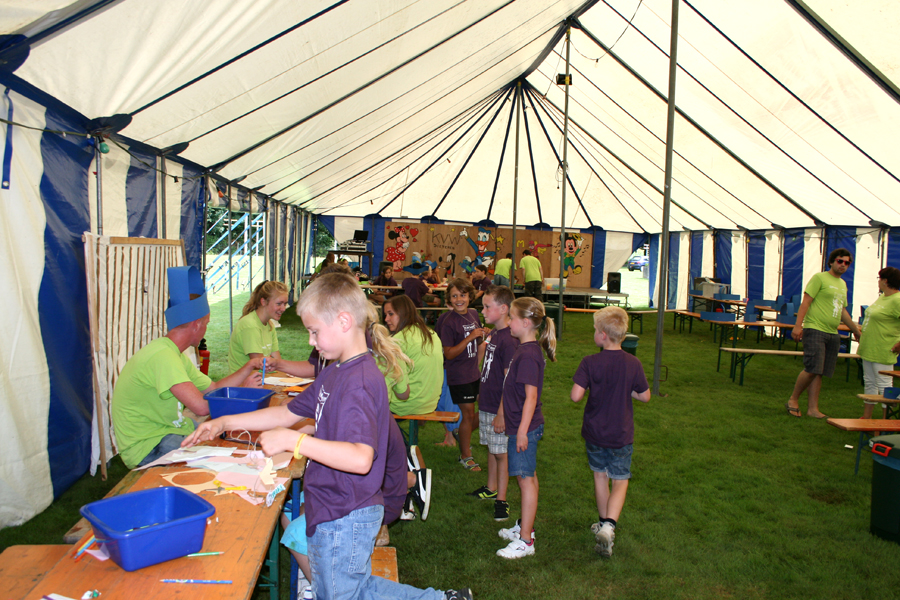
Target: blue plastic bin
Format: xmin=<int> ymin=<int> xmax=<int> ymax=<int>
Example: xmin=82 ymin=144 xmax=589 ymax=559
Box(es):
xmin=79 ymin=487 xmax=215 ymax=571
xmin=204 ymin=387 xmax=274 ymax=419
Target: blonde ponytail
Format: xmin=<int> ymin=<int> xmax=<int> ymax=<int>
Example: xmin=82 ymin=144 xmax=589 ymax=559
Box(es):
xmin=510 ymin=297 xmax=557 ymax=362
xmin=367 ymin=303 xmax=413 ymax=384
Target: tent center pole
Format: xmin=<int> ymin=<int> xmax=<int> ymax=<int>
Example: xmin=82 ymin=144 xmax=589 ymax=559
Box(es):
xmin=653 ymin=0 xmax=681 ymax=396
xmin=227 ymin=184 xmax=234 ymax=334
xmin=511 ymin=82 xmax=521 ymax=275
xmin=95 ymin=138 xmax=103 ymax=235
xmin=557 ymin=26 xmax=572 ymax=338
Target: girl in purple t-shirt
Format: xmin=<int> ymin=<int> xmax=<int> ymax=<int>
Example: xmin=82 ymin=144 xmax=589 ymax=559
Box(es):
xmin=496 ymin=297 xmax=557 ymax=560
xmin=440 ymin=278 xmax=487 ymax=470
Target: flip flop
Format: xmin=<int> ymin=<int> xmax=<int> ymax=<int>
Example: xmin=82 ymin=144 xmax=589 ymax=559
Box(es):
xmin=459 ymin=456 xmax=482 ymax=472
xmin=785 ymin=403 xmax=801 ymax=417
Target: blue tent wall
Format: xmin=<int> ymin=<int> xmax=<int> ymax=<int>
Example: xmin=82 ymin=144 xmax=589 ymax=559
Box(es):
xmin=590 ymin=229 xmax=606 ymax=289
xmin=825 ymin=227 xmax=857 ymax=311
xmin=782 ymin=229 xmax=805 ymax=299
xmin=180 ymin=165 xmax=204 ymax=271
xmin=39 ymin=109 xmax=94 ymax=497
xmin=715 ymin=231 xmax=733 ymax=287
xmin=746 ymin=231 xmax=767 ymax=301
xmin=318 ymin=215 xmax=335 ymax=238
xmin=125 ymin=148 xmax=158 ymax=238
xmin=690 ymin=231 xmax=703 ymax=288
xmin=363 ymin=214 xmax=386 ymax=274
xmin=888 ymin=229 xmax=900 ymax=271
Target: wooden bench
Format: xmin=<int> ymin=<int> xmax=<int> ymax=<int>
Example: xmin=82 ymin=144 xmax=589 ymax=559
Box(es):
xmin=827 ymin=418 xmax=900 ymax=474
xmin=673 ymin=310 xmax=700 ymax=333
xmin=371 ymin=546 xmax=400 ymax=582
xmin=394 ymin=411 xmax=460 ymax=445
xmin=0 ymin=544 xmax=69 ymax=599
xmin=719 ymin=347 xmax=860 ymax=386
xmin=857 ymin=394 xmax=900 ymax=420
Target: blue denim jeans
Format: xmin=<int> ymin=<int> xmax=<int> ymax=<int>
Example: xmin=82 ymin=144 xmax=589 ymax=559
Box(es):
xmin=137 ymin=432 xmax=189 ymax=467
xmin=308 ymin=505 xmax=444 ymax=600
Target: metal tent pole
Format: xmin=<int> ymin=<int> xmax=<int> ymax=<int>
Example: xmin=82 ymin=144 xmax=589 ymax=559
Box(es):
xmin=556 ymin=26 xmax=572 ymax=337
xmin=511 ymin=82 xmax=521 ymax=278
xmin=95 ymin=139 xmax=103 ymax=235
xmin=227 ymin=183 xmax=234 ymax=334
xmin=159 ymin=155 xmax=167 ymax=238
xmin=653 ymin=0 xmax=681 ymax=396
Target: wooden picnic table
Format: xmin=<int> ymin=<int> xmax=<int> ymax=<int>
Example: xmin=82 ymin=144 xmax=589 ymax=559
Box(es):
xmin=21 ymin=436 xmax=296 ymax=600
xmin=857 ymin=394 xmax=900 ymax=420
xmin=827 ymin=418 xmax=900 ymax=474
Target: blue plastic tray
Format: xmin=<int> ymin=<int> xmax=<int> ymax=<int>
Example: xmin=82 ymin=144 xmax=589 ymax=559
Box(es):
xmin=79 ymin=486 xmax=215 ymax=571
xmin=204 ymin=387 xmax=274 ymax=419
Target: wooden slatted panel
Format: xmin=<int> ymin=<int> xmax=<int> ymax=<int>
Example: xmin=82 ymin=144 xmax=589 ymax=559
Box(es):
xmin=83 ymin=234 xmax=186 ymax=477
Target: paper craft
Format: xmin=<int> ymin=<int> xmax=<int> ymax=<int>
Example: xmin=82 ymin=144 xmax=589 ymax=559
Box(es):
xmin=160 ymin=468 xmax=220 ymax=494
xmin=85 ymin=545 xmax=110 ymax=562
xmin=136 ymin=446 xmax=234 ymax=470
xmin=264 ymin=376 xmax=314 ymax=386
xmin=259 ymin=458 xmax=275 ymax=487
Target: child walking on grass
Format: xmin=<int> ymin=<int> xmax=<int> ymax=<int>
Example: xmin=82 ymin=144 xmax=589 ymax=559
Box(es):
xmin=570 ymin=306 xmax=650 ymax=558
xmin=496 ymin=297 xmax=556 ymax=559
xmin=183 ymin=273 xmax=473 ymax=600
xmin=468 ymin=285 xmax=518 ymax=522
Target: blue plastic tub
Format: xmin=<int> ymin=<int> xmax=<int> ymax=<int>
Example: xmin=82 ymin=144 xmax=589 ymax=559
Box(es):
xmin=79 ymin=487 xmax=215 ymax=571
xmin=204 ymin=387 xmax=274 ymax=419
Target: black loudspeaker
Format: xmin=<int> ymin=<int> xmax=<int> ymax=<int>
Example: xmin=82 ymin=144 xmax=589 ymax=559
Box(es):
xmin=607 ymin=272 xmax=621 ymax=294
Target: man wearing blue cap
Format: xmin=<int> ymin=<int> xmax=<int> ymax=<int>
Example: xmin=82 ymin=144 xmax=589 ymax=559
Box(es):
xmin=112 ymin=266 xmax=263 ymax=468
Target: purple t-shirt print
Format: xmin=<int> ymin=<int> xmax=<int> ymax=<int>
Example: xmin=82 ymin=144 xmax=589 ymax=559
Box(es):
xmin=479 ymin=326 xmax=518 ymax=414
xmin=440 ymin=309 xmax=482 ymax=385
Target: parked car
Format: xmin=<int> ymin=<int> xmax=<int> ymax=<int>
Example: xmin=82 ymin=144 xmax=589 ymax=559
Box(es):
xmin=627 ymin=255 xmax=648 ymax=271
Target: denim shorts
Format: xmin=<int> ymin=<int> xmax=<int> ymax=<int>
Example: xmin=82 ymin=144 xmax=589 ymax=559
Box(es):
xmin=507 ymin=424 xmax=543 ymax=477
xmin=586 ymin=442 xmax=633 ymax=480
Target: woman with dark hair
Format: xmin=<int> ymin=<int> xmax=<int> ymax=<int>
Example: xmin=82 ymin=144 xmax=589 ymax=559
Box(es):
xmin=370 ymin=264 xmax=398 ymax=305
xmin=858 ymin=266 xmax=900 ymax=418
xmin=382 ymin=295 xmax=443 ymax=416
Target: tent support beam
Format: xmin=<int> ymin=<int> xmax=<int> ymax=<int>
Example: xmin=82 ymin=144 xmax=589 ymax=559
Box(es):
xmin=94 ymin=138 xmax=103 ymax=235
xmin=557 ymin=26 xmax=572 ymax=337
xmin=652 ymin=0 xmax=680 ymax=397
xmin=511 ymin=82 xmax=522 ymax=271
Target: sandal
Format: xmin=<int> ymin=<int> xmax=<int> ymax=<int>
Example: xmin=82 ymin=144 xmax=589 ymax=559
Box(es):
xmin=785 ymin=402 xmax=801 ymax=418
xmin=459 ymin=456 xmax=482 ymax=472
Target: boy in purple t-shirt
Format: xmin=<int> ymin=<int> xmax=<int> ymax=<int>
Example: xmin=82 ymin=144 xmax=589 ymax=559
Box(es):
xmin=571 ymin=306 xmax=650 ymax=558
xmin=402 ymin=272 xmax=441 ymax=308
xmin=468 ymin=285 xmax=518 ymax=522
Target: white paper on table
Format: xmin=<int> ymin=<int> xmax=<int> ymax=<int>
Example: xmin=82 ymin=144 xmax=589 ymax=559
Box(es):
xmin=85 ymin=545 xmax=110 ymax=561
xmin=135 ymin=446 xmax=235 ymax=470
xmin=262 ymin=376 xmax=314 ymax=386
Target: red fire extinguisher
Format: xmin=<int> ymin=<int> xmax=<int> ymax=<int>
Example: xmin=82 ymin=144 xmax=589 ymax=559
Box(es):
xmin=199 ymin=338 xmax=210 ymax=375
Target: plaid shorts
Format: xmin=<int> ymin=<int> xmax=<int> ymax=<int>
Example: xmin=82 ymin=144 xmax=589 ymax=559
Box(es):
xmin=802 ymin=328 xmax=841 ymax=377
xmin=478 ymin=410 xmax=508 ymax=454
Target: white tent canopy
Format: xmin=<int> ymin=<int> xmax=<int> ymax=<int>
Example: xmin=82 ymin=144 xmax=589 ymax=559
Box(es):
xmin=4 ymin=0 xmax=898 ymax=230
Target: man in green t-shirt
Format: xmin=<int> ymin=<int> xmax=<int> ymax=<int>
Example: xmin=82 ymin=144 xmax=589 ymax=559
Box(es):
xmin=493 ymin=253 xmax=514 ymax=287
xmin=112 ymin=266 xmax=263 ymax=468
xmin=519 ymin=249 xmax=544 ymax=301
xmin=786 ymin=249 xmax=861 ymax=419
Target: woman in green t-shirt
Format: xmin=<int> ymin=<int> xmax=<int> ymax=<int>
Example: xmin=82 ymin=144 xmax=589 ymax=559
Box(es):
xmin=383 ymin=295 xmax=444 ymax=416
xmin=227 ymin=280 xmax=289 ymax=372
xmin=858 ymin=267 xmax=900 ymax=418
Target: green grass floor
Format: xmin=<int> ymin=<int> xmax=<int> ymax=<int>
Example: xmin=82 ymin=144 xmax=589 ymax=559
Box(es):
xmin=4 ymin=284 xmax=900 ymax=600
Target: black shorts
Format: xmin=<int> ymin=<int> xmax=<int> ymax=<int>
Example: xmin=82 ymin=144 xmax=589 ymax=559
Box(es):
xmin=802 ymin=328 xmax=841 ymax=377
xmin=449 ymin=380 xmax=480 ymax=405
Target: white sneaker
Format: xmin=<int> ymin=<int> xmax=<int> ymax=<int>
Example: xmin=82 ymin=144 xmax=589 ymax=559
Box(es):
xmin=297 ymin=578 xmax=311 ymax=600
xmin=591 ymin=522 xmax=615 ymax=557
xmin=498 ymin=519 xmax=521 ymax=541
xmin=301 ymin=585 xmax=314 ymax=600
xmin=497 ymin=537 xmax=535 ymax=559
xmin=400 ymin=508 xmax=416 ymax=521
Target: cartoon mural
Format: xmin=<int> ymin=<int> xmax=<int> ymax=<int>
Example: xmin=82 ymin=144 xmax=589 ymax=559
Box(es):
xmin=383 ymin=222 xmax=593 ymax=288
xmin=561 ymin=232 xmax=584 ymax=278
xmin=461 ymin=226 xmax=496 ymax=268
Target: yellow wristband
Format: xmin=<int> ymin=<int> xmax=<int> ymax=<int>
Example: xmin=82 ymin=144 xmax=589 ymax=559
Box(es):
xmin=293 ymin=433 xmax=307 ymax=460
